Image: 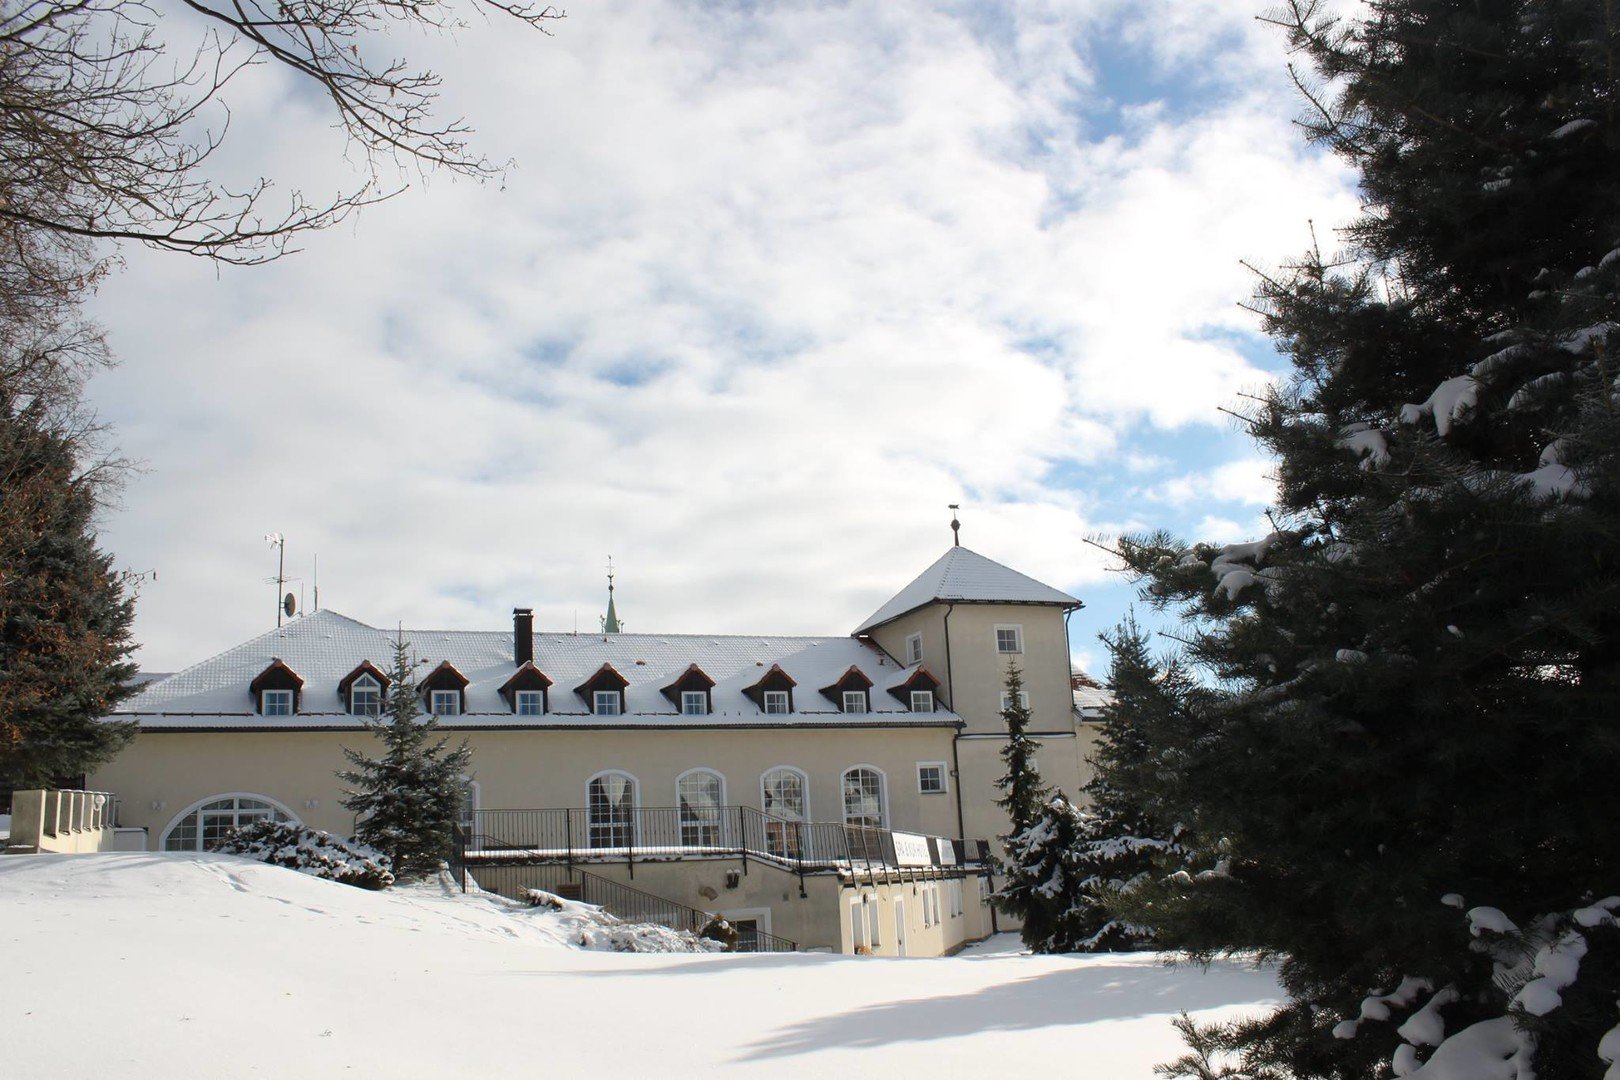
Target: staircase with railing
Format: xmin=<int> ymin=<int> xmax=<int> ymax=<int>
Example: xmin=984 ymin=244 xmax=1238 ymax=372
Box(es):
xmin=460 ymin=858 xmax=799 ymax=953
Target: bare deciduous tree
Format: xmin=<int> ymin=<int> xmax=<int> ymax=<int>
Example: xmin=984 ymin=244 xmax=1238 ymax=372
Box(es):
xmin=0 ymin=0 xmax=562 ymax=281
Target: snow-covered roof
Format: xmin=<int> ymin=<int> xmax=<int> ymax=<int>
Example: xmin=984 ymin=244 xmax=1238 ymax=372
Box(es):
xmin=120 ymin=610 xmax=960 ymax=730
xmin=853 ymin=546 xmax=1080 ymax=635
xmin=1072 ymin=684 xmax=1113 ymax=715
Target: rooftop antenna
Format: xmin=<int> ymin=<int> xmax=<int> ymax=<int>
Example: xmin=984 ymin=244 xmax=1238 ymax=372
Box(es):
xmin=312 ymin=553 xmax=319 ymax=613
xmin=265 ymin=533 xmax=288 ymax=627
xmin=949 ymin=504 xmax=961 ymax=547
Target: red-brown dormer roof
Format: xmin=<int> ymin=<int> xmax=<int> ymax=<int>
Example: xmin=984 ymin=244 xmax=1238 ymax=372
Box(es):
xmin=338 ymin=660 xmax=390 ymax=696
xmin=887 ymin=665 xmax=943 ymax=705
xmin=499 ymin=661 xmax=554 ymax=696
xmin=573 ymin=662 xmax=629 ymax=708
xmin=818 ymin=665 xmax=874 ymax=706
xmin=659 ymin=664 xmax=715 ymax=709
xmin=249 ymin=658 xmax=304 ymax=694
xmin=416 ymin=660 xmax=469 ymax=692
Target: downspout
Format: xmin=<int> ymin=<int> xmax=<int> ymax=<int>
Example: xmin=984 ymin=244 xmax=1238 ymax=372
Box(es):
xmin=943 ymin=604 xmax=963 ymax=840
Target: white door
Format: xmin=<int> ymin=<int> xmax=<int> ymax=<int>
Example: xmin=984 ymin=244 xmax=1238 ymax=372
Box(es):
xmin=893 ymin=899 xmax=908 ymax=957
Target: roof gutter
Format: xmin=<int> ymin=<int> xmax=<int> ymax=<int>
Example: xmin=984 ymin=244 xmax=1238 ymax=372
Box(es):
xmin=944 ymin=603 xmax=966 ymax=841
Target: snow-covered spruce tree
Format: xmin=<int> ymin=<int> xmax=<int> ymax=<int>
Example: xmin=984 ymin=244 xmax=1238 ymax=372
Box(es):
xmin=0 ymin=335 xmax=137 ymax=789
xmin=999 ymin=791 xmax=1089 ymax=953
xmin=339 ymin=634 xmax=471 ymax=880
xmin=1116 ymin=2 xmax=1620 ymax=1076
xmin=992 ymin=661 xmax=1053 ymax=940
xmin=1042 ymin=617 xmax=1202 ymax=953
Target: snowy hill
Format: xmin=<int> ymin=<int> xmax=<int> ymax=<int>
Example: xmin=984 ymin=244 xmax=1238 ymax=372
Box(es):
xmin=1 ymin=854 xmax=1282 ymax=1077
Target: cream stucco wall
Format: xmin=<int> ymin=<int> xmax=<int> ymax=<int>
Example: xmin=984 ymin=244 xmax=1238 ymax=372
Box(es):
xmin=91 ymin=725 xmax=967 ymax=846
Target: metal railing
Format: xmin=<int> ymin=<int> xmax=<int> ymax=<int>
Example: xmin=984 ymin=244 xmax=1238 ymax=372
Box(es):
xmin=463 ymin=860 xmax=797 ymax=953
xmin=44 ymin=790 xmax=116 ymax=837
xmin=463 ymin=804 xmax=984 ymax=878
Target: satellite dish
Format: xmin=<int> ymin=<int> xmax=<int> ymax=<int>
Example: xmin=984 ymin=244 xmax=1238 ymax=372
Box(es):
xmin=283 ymin=593 xmax=297 ymax=618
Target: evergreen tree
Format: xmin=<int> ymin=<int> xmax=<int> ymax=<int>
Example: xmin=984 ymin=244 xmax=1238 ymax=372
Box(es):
xmin=1117 ymin=1 xmax=1620 ymax=1074
xmin=998 ymin=791 xmax=1090 ymax=953
xmin=0 ymin=335 xmax=137 ymax=789
xmin=1046 ymin=618 xmax=1200 ymax=953
xmin=993 ymin=661 xmax=1048 ymax=834
xmin=992 ymin=661 xmax=1052 ymax=936
xmin=339 ymin=634 xmax=471 ymax=880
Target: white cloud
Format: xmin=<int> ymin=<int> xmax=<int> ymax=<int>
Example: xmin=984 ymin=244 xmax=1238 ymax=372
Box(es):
xmin=83 ymin=0 xmax=1356 ymax=668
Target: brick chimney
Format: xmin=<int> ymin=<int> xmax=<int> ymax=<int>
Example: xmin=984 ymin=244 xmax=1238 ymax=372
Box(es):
xmin=513 ymin=608 xmax=534 ymax=666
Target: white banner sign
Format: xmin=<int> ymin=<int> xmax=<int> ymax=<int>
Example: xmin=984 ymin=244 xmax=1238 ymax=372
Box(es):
xmin=892 ymin=831 xmax=932 ymax=867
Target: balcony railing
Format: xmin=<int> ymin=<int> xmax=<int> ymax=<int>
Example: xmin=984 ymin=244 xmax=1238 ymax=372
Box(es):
xmin=461 ymin=805 xmax=987 ymax=876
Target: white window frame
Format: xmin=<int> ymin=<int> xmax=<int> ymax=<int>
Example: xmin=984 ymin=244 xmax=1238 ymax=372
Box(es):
xmin=866 ymin=893 xmax=881 ymax=947
xmin=159 ymin=792 xmax=299 ymax=851
xmin=999 ymin=690 xmax=1032 ymax=711
xmin=349 ymin=674 xmax=381 ymax=717
xmin=851 ymin=898 xmax=868 ymax=951
xmin=585 ymin=770 xmax=638 ymax=848
xmin=841 ymin=689 xmax=867 ymax=713
xmin=917 ymin=761 xmax=948 ymax=795
xmin=514 ymin=689 xmax=545 ymax=716
xmin=720 ymin=906 xmax=773 ymax=951
xmin=681 ymin=690 xmax=708 ymax=716
xmin=429 ymin=689 xmax=460 ymax=716
xmin=260 ymin=689 xmax=294 ymax=716
xmin=459 ymin=778 xmax=480 ymax=834
xmin=905 ymin=632 xmax=923 ymax=666
xmin=762 ymin=690 xmax=790 ymax=715
xmin=840 ymin=765 xmax=888 ymax=830
xmin=593 ymin=689 xmax=622 ymax=716
xmin=910 ymin=689 xmax=934 ymax=713
xmin=892 ymin=898 xmax=907 ymax=956
xmin=760 ymin=766 xmax=810 ymax=822
xmin=994 ymin=624 xmax=1024 ymax=654
xmin=676 ymin=767 xmax=726 ymax=847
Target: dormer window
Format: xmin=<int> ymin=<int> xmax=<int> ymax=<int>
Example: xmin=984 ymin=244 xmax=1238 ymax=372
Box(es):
xmin=339 ymin=661 xmax=390 ymax=717
xmin=888 ymin=665 xmax=943 ymax=711
xmin=819 ymin=665 xmax=874 ymax=714
xmin=906 ymin=633 xmax=923 ymax=665
xmin=418 ymin=661 xmax=469 ymax=717
xmin=744 ymin=664 xmax=797 ymax=715
xmin=350 ymin=676 xmax=382 ymax=717
xmin=660 ymin=664 xmax=715 ymax=716
xmin=499 ymin=661 xmax=553 ymax=716
xmin=250 ymin=658 xmax=304 ymax=716
xmin=575 ymin=663 xmax=629 ymax=716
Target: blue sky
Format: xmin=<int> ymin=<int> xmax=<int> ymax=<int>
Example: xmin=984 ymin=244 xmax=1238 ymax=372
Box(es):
xmin=82 ymin=0 xmax=1357 ymax=674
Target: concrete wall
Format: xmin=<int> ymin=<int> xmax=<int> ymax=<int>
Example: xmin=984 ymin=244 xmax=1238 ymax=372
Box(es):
xmin=836 ymin=873 xmax=994 ymax=956
xmin=6 ymin=790 xmax=119 ymax=854
xmin=91 ymin=725 xmax=965 ymax=847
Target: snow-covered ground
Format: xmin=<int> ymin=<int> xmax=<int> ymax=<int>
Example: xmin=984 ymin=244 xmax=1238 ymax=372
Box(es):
xmin=1 ymin=854 xmax=1282 ymax=1077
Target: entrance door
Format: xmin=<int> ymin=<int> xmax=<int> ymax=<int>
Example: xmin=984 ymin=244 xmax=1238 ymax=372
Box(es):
xmin=893 ymin=899 xmax=908 ymax=957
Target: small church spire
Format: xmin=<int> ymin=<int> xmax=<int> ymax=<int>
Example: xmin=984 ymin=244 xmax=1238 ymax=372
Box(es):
xmin=601 ymin=556 xmax=621 ymax=633
xmin=949 ymin=504 xmax=961 ymax=547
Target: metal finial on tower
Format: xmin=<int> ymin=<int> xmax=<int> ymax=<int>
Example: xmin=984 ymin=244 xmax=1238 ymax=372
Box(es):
xmin=601 ymin=556 xmax=621 ymax=633
xmin=948 ymin=504 xmax=961 ymax=547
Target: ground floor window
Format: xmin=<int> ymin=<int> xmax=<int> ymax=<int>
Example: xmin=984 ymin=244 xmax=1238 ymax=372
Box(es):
xmin=587 ymin=771 xmax=636 ymax=848
xmin=162 ymin=794 xmax=296 ymax=851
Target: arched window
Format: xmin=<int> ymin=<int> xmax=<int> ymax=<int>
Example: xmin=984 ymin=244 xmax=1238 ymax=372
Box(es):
xmin=677 ymin=769 xmax=725 ymax=847
xmin=161 ymin=794 xmax=298 ymax=852
xmin=761 ymin=766 xmax=808 ymax=859
xmin=841 ymin=766 xmax=886 ymax=830
xmin=586 ymin=771 xmax=637 ymax=849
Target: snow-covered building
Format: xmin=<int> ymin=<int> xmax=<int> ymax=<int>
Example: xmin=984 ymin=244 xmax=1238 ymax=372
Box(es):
xmin=92 ymin=543 xmax=1094 ymax=955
